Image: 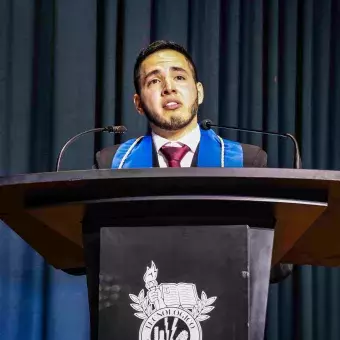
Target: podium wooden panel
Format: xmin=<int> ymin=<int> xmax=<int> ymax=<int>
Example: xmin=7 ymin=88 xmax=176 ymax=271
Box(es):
xmin=0 ymin=168 xmax=339 ymax=269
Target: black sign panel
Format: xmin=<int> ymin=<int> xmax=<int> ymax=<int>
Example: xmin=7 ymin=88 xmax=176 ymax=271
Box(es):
xmin=99 ymin=225 xmax=249 ymax=340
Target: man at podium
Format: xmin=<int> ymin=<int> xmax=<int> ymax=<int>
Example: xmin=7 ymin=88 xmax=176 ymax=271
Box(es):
xmin=94 ymin=40 xmax=267 ymax=170
xmin=94 ymin=40 xmax=292 ymax=283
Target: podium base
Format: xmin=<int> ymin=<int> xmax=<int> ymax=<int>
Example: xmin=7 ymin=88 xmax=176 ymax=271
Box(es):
xmin=84 ymin=224 xmax=273 ymax=340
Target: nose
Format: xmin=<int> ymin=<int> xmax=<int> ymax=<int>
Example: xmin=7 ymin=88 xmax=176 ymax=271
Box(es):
xmin=161 ymin=78 xmax=176 ymax=96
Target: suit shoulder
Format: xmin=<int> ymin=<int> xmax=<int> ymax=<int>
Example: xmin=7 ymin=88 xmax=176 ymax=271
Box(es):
xmin=241 ymin=143 xmax=267 ymax=168
xmin=95 ymin=144 xmax=120 ymax=169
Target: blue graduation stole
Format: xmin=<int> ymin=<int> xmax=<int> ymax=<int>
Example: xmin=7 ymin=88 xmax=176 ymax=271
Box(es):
xmin=111 ymin=128 xmax=243 ymax=169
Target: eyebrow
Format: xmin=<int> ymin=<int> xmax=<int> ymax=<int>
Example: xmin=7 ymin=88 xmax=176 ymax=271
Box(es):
xmin=143 ymin=67 xmax=189 ymax=82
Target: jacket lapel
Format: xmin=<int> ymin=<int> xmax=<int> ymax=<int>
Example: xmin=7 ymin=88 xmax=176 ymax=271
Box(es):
xmin=152 ymin=141 xmax=160 ymax=167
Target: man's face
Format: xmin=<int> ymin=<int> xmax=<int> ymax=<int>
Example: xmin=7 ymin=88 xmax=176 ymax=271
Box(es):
xmin=134 ymin=49 xmax=204 ymax=132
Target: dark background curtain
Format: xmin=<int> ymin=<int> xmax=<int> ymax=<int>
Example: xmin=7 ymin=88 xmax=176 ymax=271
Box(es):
xmin=1 ymin=0 xmax=340 ymax=339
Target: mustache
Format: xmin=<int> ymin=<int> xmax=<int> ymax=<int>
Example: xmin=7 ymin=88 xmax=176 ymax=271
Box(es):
xmin=140 ymin=96 xmax=199 ymax=132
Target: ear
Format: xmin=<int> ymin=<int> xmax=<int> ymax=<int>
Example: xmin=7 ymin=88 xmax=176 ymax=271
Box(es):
xmin=133 ymin=94 xmax=144 ymax=116
xmin=196 ymin=82 xmax=204 ymax=105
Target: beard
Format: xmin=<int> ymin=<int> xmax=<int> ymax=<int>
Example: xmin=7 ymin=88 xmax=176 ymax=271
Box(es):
xmin=141 ymin=94 xmax=199 ymax=131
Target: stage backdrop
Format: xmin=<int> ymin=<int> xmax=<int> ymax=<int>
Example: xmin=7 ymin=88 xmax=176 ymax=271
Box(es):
xmin=1 ymin=0 xmax=340 ymax=339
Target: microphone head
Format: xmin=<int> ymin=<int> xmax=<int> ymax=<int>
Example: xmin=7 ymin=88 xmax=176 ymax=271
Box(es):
xmin=105 ymin=125 xmax=127 ymax=133
xmin=200 ymin=119 xmax=213 ymax=130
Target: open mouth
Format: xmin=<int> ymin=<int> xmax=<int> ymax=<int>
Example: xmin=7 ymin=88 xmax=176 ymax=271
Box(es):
xmin=163 ymin=101 xmax=182 ymax=110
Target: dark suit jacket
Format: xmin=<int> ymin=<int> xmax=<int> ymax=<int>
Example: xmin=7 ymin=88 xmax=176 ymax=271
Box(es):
xmin=94 ymin=141 xmax=268 ymax=169
xmin=90 ymin=138 xmax=292 ymax=283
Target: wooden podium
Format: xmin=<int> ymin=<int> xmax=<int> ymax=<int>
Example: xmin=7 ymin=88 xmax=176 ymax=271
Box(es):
xmin=0 ymin=168 xmax=339 ymax=340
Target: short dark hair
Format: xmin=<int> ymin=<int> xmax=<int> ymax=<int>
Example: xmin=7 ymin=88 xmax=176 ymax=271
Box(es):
xmin=133 ymin=40 xmax=198 ymax=94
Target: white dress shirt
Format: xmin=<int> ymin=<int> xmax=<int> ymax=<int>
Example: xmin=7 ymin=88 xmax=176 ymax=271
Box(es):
xmin=152 ymin=125 xmax=201 ymax=167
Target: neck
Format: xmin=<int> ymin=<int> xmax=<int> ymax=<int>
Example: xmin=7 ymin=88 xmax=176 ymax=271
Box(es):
xmin=151 ymin=120 xmax=198 ymax=141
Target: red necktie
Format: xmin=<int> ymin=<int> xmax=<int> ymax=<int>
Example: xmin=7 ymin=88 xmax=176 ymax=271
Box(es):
xmin=160 ymin=144 xmax=190 ymax=168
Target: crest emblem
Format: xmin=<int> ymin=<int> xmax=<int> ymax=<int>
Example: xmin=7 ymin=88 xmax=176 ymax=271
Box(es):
xmin=129 ymin=261 xmax=217 ymax=340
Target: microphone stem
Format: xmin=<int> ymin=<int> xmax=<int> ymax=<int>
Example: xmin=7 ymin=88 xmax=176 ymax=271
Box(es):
xmin=209 ymin=123 xmax=302 ymax=169
xmin=209 ymin=124 xmax=286 ymax=138
xmin=55 ymin=127 xmax=112 ymax=172
xmin=286 ymin=133 xmax=302 ymax=169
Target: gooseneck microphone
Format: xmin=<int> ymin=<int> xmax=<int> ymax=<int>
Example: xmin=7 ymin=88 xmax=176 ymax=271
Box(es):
xmin=200 ymin=119 xmax=302 ymax=169
xmin=55 ymin=125 xmax=127 ymax=171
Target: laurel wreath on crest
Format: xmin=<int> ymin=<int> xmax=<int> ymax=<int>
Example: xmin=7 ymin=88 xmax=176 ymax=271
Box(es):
xmin=191 ymin=291 xmax=216 ymax=321
xmin=129 ymin=289 xmax=152 ymax=319
xmin=129 ymin=289 xmax=216 ymax=321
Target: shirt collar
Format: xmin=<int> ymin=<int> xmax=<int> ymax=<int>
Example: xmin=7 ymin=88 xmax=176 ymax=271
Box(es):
xmin=152 ymin=124 xmax=201 ymax=152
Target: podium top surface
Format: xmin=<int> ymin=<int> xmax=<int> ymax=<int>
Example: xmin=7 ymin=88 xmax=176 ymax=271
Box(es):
xmin=1 ymin=167 xmax=340 ymax=186
xmin=0 ymin=168 xmax=339 ymax=212
xmin=0 ymin=168 xmax=339 ymax=202
xmin=1 ymin=168 xmax=340 ymax=269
